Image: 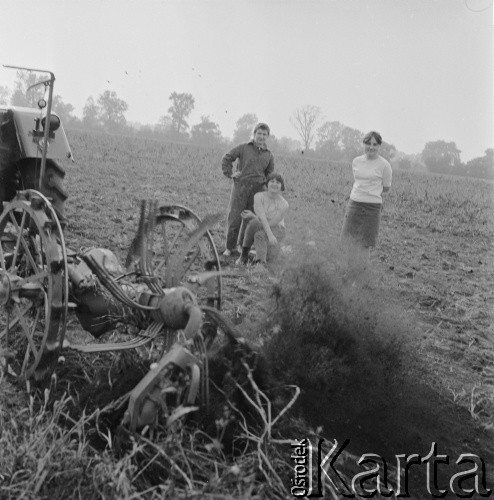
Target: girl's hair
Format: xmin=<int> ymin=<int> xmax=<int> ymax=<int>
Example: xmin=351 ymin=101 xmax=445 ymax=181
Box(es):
xmin=265 ymin=172 xmax=285 ymax=191
xmin=363 ymin=131 xmax=383 ymax=145
xmin=253 ymin=122 xmax=271 ymax=136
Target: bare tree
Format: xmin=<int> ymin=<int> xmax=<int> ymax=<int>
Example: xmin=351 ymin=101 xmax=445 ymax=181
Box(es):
xmin=290 ymin=105 xmax=322 ymax=152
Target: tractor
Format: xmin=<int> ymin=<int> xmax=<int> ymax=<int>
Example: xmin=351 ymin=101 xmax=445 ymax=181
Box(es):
xmin=0 ymin=66 xmax=247 ymax=432
xmin=0 ymin=66 xmax=70 ymax=220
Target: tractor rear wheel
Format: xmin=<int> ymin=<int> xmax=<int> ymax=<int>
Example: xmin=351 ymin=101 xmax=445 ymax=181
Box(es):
xmin=0 ymin=191 xmax=68 ymax=380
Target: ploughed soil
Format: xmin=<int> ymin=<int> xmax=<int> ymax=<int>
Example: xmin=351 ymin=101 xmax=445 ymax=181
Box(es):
xmin=215 ymin=228 xmax=494 ymax=498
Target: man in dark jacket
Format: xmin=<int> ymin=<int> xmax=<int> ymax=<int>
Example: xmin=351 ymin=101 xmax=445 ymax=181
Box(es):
xmin=221 ymin=123 xmax=274 ymax=256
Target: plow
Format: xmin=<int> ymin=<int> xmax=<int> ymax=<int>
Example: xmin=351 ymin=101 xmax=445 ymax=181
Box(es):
xmin=0 ymin=66 xmax=256 ymax=435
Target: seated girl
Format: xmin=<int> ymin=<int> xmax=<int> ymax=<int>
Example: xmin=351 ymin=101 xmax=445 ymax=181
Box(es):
xmin=236 ymin=172 xmax=288 ymax=265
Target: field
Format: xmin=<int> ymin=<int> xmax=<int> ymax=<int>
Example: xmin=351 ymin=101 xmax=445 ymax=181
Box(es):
xmin=1 ymin=129 xmax=493 ymax=499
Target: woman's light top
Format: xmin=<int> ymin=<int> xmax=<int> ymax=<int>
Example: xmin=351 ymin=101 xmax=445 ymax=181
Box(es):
xmin=350 ymin=155 xmax=392 ymax=203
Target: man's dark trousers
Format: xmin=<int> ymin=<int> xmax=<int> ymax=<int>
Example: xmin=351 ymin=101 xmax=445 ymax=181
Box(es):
xmin=225 ymin=181 xmax=264 ymax=251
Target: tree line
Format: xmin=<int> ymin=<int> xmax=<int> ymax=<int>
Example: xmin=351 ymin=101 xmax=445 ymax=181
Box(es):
xmin=291 ymin=104 xmax=493 ymax=180
xmin=0 ymin=72 xmax=299 ymax=154
xmin=0 ymin=72 xmax=492 ymax=179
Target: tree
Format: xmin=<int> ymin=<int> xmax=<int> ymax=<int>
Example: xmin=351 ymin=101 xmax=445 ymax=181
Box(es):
xmin=422 ymin=140 xmax=462 ymax=174
xmin=97 ymin=90 xmax=128 ymax=132
xmin=166 ymin=92 xmax=195 ymax=136
xmin=397 ymin=157 xmax=412 ymax=170
xmin=466 ymin=149 xmax=494 ymax=179
xmin=379 ymin=141 xmax=397 ymax=162
xmin=277 ymin=136 xmax=301 ymax=153
xmin=232 ymin=113 xmax=258 ymax=144
xmin=82 ymin=96 xmax=101 ymax=129
xmin=190 ymin=115 xmax=223 ymax=146
xmin=268 ymin=135 xmax=301 ymax=155
xmin=157 ymin=115 xmax=172 ymax=133
xmin=290 ymin=105 xmax=322 ymax=152
xmin=135 ymin=124 xmax=154 ymax=139
xmin=315 ymin=121 xmax=345 ymax=159
xmin=340 ymin=126 xmax=363 ymax=161
xmin=10 ymin=71 xmax=45 ymax=107
xmin=52 ymin=95 xmax=77 ymax=126
xmin=0 ymin=86 xmax=9 ymax=105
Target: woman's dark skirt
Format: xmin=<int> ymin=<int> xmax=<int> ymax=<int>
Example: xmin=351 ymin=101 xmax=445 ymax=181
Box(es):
xmin=341 ymin=199 xmax=382 ymax=248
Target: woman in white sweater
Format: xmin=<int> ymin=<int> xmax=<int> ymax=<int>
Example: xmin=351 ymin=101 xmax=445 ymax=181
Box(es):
xmin=341 ymin=131 xmax=392 ymax=269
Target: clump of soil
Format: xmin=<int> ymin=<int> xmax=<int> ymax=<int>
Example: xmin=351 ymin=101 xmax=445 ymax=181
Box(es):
xmin=263 ymin=257 xmax=494 ymax=496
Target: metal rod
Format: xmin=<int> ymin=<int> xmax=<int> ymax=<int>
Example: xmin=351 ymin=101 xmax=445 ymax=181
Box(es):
xmin=3 ymin=65 xmax=55 ymax=192
xmin=39 ymin=73 xmax=55 ymax=191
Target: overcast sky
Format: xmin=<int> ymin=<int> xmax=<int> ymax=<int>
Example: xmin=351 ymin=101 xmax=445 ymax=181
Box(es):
xmin=1 ymin=0 xmax=492 ymax=161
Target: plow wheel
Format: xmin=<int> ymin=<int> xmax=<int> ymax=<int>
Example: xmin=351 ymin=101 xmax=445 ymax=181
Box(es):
xmin=0 ymin=190 xmax=68 ymax=380
xmin=141 ymin=204 xmax=222 ymax=310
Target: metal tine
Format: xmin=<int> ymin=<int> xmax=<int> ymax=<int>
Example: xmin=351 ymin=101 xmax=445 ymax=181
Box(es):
xmin=98 ymin=270 xmax=153 ymax=311
xmin=124 ymin=200 xmax=162 ymax=295
xmin=188 ymin=269 xmax=239 ymax=285
xmin=165 ymin=213 xmax=222 ymax=286
xmin=83 ymin=254 xmax=159 ymax=312
xmin=138 ymin=199 xmax=151 ymax=278
xmin=68 ymin=321 xmax=164 ymax=353
xmin=86 ymin=256 xmax=136 ymax=306
xmin=140 ymin=199 xmax=164 ymax=295
xmin=200 ymin=305 xmax=242 ymax=345
xmin=125 ymin=200 xmax=147 ymax=269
